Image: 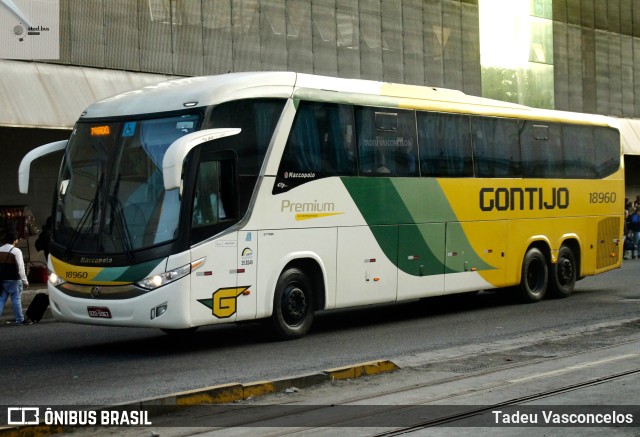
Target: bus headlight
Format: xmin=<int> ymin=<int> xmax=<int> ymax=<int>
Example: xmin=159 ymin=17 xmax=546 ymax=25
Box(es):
xmin=136 ymin=264 xmax=191 ymax=290
xmin=48 ymin=271 xmax=65 ymax=286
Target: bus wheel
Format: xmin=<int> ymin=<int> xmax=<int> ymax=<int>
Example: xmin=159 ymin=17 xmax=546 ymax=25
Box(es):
xmin=548 ymin=246 xmax=576 ymax=298
xmin=270 ymin=268 xmax=314 ymax=340
xmin=518 ymin=247 xmax=548 ymax=303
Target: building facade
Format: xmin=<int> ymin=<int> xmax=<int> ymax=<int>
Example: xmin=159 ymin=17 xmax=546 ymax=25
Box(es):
xmin=1 ymin=0 xmax=640 ymax=238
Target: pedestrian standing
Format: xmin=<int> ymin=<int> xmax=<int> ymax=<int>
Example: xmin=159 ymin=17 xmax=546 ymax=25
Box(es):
xmin=0 ymin=232 xmax=30 ymax=325
xmin=628 ymin=208 xmax=640 ymax=260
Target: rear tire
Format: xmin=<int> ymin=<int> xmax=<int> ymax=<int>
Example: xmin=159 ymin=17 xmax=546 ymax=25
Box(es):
xmin=518 ymin=247 xmax=548 ymax=303
xmin=548 ymin=246 xmax=576 ymax=298
xmin=270 ymin=268 xmax=314 ymax=340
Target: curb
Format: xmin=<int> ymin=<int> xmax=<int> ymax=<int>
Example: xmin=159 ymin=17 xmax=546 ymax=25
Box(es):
xmin=168 ymin=359 xmax=398 ymax=407
xmin=0 ymin=359 xmax=399 ymax=436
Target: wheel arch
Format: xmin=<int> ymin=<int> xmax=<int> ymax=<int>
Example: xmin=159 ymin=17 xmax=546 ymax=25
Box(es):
xmin=558 ymin=237 xmax=581 ymax=279
xmin=514 ymin=238 xmax=552 ymax=285
xmin=266 ymin=252 xmax=328 ymax=316
xmin=523 ymin=238 xmax=552 ymax=268
xmin=281 ymin=257 xmax=327 ymax=312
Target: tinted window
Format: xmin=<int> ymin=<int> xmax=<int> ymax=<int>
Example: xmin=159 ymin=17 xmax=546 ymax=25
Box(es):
xmin=190 ymin=154 xmax=237 ymax=244
xmin=208 ymin=99 xmax=285 ymax=211
xmin=417 ymin=112 xmax=472 ymax=177
xmin=279 ymin=102 xmax=356 ymax=175
xmin=356 ymin=107 xmax=418 ymax=176
xmin=472 ymin=117 xmax=522 ymax=177
xmin=275 ymin=102 xmax=356 ymax=193
xmin=563 ymin=125 xmax=598 ymax=178
xmin=521 ymin=121 xmax=564 ymax=178
xmin=208 ymin=99 xmax=286 ymax=176
xmin=593 ymin=127 xmax=620 ymax=178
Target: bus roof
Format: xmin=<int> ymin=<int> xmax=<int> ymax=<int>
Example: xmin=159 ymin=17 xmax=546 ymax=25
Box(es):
xmin=80 ymin=71 xmax=613 ymax=127
xmin=80 ymin=72 xmax=297 ymax=119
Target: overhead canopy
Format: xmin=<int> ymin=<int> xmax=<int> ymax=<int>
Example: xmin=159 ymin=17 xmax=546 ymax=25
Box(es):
xmin=614 ymin=118 xmax=640 ymax=155
xmin=0 ymin=59 xmax=173 ymax=129
xmin=3 ymin=59 xmax=640 ymax=156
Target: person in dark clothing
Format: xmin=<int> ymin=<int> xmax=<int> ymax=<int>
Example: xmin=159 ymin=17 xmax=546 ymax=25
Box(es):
xmin=627 ymin=208 xmax=640 ymax=259
xmin=35 ymin=216 xmax=52 ymax=259
xmin=0 ymin=232 xmax=30 ymax=325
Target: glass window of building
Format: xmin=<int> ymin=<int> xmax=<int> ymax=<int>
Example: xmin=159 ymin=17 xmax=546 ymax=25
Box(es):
xmin=479 ymin=0 xmax=554 ymax=109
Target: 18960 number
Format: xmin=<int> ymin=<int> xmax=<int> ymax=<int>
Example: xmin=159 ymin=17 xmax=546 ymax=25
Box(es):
xmin=66 ymin=271 xmax=88 ymax=279
xmin=589 ymin=192 xmax=617 ymax=204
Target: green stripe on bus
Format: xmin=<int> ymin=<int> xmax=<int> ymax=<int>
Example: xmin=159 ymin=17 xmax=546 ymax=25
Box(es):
xmin=341 ymin=177 xmax=494 ymax=275
xmin=93 ymin=258 xmax=164 ymax=283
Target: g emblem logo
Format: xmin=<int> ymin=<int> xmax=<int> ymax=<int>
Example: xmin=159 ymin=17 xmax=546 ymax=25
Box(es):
xmin=197 ymin=287 xmax=250 ymax=318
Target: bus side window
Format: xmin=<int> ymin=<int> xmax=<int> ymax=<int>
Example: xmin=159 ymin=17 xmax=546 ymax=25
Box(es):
xmin=563 ymin=125 xmax=597 ymax=178
xmin=208 ymin=98 xmax=286 ymax=212
xmin=208 ymin=99 xmax=286 ymax=176
xmin=356 ymin=107 xmax=418 ymax=176
xmin=191 ymin=157 xmax=237 ymax=244
xmin=417 ymin=112 xmax=472 ymax=177
xmin=275 ymin=102 xmax=357 ymax=193
xmin=193 ymin=161 xmax=226 ymax=227
xmin=521 ymin=121 xmax=563 ymax=178
xmin=593 ymin=127 xmax=620 ymax=178
xmin=283 ymin=104 xmax=322 ymax=172
xmin=472 ymin=117 xmax=522 ymax=178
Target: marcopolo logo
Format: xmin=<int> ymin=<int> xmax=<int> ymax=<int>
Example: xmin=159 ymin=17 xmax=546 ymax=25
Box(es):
xmin=284 ymin=172 xmax=316 ymax=179
xmin=0 ymin=0 xmax=60 ymax=59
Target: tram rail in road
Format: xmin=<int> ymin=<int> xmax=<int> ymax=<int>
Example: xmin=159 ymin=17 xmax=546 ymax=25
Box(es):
xmin=25 ymin=317 xmax=639 ymax=436
xmin=3 ymin=262 xmax=640 ymax=435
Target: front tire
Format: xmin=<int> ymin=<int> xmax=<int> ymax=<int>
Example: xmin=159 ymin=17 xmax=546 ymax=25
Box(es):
xmin=270 ymin=268 xmax=314 ymax=340
xmin=518 ymin=247 xmax=548 ymax=303
xmin=548 ymin=246 xmax=576 ymax=298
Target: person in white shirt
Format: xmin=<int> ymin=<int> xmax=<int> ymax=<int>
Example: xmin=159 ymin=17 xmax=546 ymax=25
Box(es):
xmin=0 ymin=232 xmax=30 ymax=325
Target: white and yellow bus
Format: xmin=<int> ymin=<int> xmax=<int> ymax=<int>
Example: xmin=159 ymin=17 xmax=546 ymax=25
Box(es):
xmin=19 ymin=72 xmax=623 ymax=338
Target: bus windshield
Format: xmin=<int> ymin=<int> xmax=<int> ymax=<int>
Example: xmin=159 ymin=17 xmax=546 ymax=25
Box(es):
xmin=54 ymin=113 xmax=201 ymax=255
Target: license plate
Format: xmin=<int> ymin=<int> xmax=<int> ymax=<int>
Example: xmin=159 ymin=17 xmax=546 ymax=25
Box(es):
xmin=87 ymin=307 xmax=112 ymax=319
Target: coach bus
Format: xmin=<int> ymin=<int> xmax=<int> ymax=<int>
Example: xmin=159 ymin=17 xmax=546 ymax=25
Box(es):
xmin=19 ymin=72 xmax=623 ymax=338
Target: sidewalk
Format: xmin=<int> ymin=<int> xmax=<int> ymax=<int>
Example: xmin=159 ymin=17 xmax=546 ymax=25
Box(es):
xmin=1 ymin=284 xmax=51 ymax=323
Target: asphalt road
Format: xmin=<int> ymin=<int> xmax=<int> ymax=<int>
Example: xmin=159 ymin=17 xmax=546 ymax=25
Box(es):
xmin=0 ymin=260 xmax=638 ymax=407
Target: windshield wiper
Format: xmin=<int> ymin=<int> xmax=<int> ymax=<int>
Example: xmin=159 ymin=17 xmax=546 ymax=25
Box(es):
xmin=109 ymin=174 xmax=134 ymax=261
xmin=64 ymin=174 xmax=103 ymax=259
